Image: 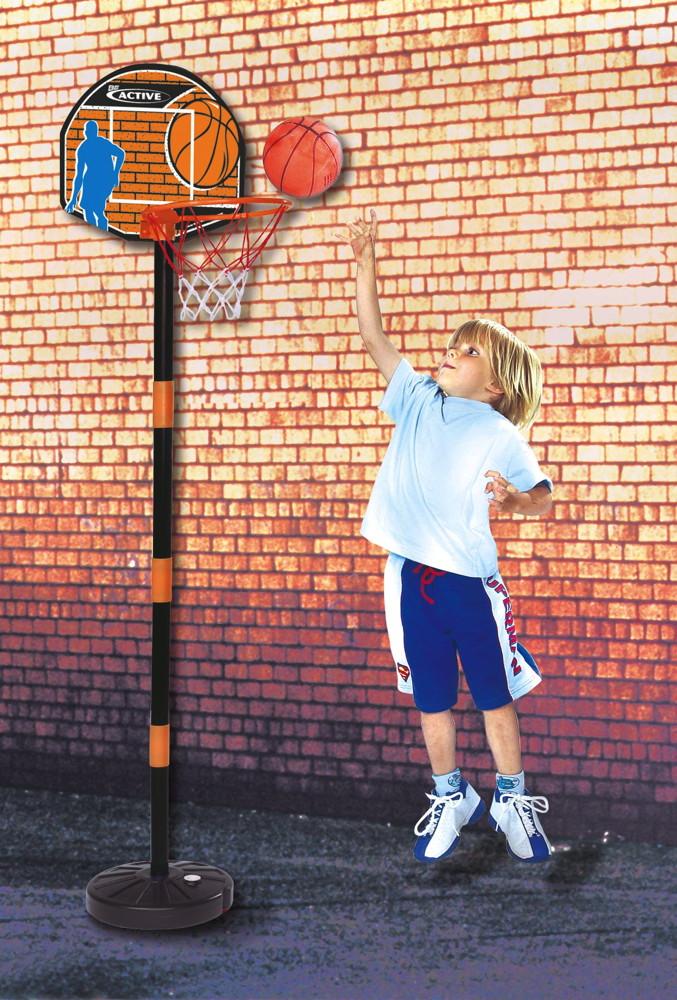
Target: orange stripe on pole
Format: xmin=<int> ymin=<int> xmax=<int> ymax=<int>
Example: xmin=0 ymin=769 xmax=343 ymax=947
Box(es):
xmin=152 ymin=557 xmax=172 ymax=603
xmin=153 ymin=380 xmax=174 ymax=428
xmin=149 ymin=724 xmax=170 ymax=767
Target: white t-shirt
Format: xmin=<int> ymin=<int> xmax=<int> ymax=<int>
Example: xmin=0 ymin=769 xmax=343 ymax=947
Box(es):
xmin=360 ymin=358 xmax=553 ymax=577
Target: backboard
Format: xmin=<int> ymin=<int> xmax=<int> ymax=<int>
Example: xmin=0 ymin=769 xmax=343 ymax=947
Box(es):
xmin=60 ymin=63 xmax=245 ymax=241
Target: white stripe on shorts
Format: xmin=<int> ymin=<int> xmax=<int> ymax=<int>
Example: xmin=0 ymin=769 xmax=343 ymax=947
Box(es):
xmin=481 ymin=571 xmax=543 ymax=701
xmin=383 ymin=554 xmax=414 ymax=695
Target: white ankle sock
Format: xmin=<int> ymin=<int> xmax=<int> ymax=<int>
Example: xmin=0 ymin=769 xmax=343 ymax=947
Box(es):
xmin=496 ymin=769 xmax=525 ymax=795
xmin=433 ymin=767 xmax=462 ymax=796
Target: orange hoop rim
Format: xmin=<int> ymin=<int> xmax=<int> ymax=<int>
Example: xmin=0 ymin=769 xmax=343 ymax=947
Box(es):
xmin=140 ymin=195 xmax=292 ymax=241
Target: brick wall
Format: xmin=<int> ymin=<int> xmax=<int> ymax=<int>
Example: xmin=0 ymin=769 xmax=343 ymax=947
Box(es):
xmin=1 ymin=0 xmax=675 ymax=845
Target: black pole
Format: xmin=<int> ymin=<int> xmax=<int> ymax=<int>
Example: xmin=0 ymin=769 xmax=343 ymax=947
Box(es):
xmin=150 ymin=243 xmax=174 ymax=876
xmin=84 ymin=241 xmax=233 ymax=930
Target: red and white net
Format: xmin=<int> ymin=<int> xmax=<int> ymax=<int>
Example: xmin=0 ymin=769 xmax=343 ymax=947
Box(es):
xmin=140 ymin=198 xmax=290 ymax=321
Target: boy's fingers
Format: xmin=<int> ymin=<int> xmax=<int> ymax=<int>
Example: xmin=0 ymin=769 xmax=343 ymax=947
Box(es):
xmin=337 ymin=215 xmax=374 ymax=242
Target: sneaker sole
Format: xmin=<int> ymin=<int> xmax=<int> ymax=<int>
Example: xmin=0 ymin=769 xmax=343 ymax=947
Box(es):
xmin=414 ymin=797 xmax=487 ymax=864
xmin=487 ymin=812 xmax=553 ymax=863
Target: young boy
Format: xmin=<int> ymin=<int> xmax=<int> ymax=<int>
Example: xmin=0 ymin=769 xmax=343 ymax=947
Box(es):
xmin=338 ymin=210 xmax=554 ymax=864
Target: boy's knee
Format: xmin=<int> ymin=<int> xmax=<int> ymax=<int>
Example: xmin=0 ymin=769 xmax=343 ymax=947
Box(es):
xmin=481 ymin=701 xmax=518 ymax=717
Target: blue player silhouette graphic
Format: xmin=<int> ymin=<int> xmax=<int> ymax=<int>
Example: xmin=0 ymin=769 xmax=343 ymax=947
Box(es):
xmin=66 ymin=120 xmax=126 ymax=232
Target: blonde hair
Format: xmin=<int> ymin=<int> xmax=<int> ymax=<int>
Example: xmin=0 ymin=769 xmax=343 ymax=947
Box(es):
xmin=446 ymin=318 xmax=544 ymax=432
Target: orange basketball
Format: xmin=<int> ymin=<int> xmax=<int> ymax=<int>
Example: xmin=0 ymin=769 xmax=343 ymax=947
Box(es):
xmin=263 ymin=117 xmax=343 ymax=198
xmin=167 ymin=97 xmax=240 ymax=189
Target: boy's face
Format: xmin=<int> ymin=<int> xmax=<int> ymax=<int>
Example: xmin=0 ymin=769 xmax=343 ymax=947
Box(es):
xmin=436 ymin=339 xmax=504 ymax=405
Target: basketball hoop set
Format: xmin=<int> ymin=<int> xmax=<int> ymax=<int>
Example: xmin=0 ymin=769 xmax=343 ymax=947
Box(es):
xmin=59 ymin=63 xmax=343 ymax=931
xmin=61 ymin=63 xmax=341 ymax=321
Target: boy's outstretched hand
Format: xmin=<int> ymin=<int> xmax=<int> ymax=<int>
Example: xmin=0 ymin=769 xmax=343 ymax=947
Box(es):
xmin=335 ymin=208 xmax=377 ymax=266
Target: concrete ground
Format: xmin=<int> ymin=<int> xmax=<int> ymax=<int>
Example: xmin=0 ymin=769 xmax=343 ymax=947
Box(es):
xmin=0 ymin=786 xmax=674 ymax=1000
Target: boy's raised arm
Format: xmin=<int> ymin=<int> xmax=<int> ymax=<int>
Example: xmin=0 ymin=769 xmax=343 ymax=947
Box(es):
xmin=337 ymin=209 xmax=403 ymax=384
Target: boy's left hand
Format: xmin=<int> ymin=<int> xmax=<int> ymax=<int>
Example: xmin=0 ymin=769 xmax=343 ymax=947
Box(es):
xmin=484 ymin=470 xmax=523 ymax=513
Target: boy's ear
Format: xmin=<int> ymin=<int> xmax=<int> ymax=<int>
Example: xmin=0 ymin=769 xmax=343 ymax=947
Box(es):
xmin=486 ymin=379 xmax=504 ymax=399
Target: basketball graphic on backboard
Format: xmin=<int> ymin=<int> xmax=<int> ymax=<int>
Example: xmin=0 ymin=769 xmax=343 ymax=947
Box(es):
xmin=166 ymin=97 xmax=241 ymax=189
xmin=60 ymin=64 xmax=245 ymax=241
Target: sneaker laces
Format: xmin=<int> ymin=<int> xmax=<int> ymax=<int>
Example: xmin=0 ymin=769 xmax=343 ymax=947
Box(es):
xmin=414 ymin=790 xmax=464 ymax=837
xmin=496 ymin=791 xmax=549 ymax=837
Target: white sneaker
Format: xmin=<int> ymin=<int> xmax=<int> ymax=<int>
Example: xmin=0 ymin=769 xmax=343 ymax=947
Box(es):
xmin=488 ymin=786 xmax=553 ymax=862
xmin=413 ymin=778 xmax=486 ymax=863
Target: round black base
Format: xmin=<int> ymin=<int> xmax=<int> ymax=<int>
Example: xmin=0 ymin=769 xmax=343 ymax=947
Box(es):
xmin=85 ymin=860 xmax=234 ymax=930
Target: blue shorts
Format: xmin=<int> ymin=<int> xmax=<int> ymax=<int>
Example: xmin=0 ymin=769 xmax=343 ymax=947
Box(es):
xmin=383 ymin=554 xmax=543 ymax=712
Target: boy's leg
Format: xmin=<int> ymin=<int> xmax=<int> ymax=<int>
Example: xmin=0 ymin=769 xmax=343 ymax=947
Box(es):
xmin=420 ymin=708 xmax=456 ymax=774
xmin=482 ymin=702 xmax=553 ymax=862
xmin=481 ymin=702 xmax=522 ymax=774
xmin=415 ymin=707 xmax=486 ymax=864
